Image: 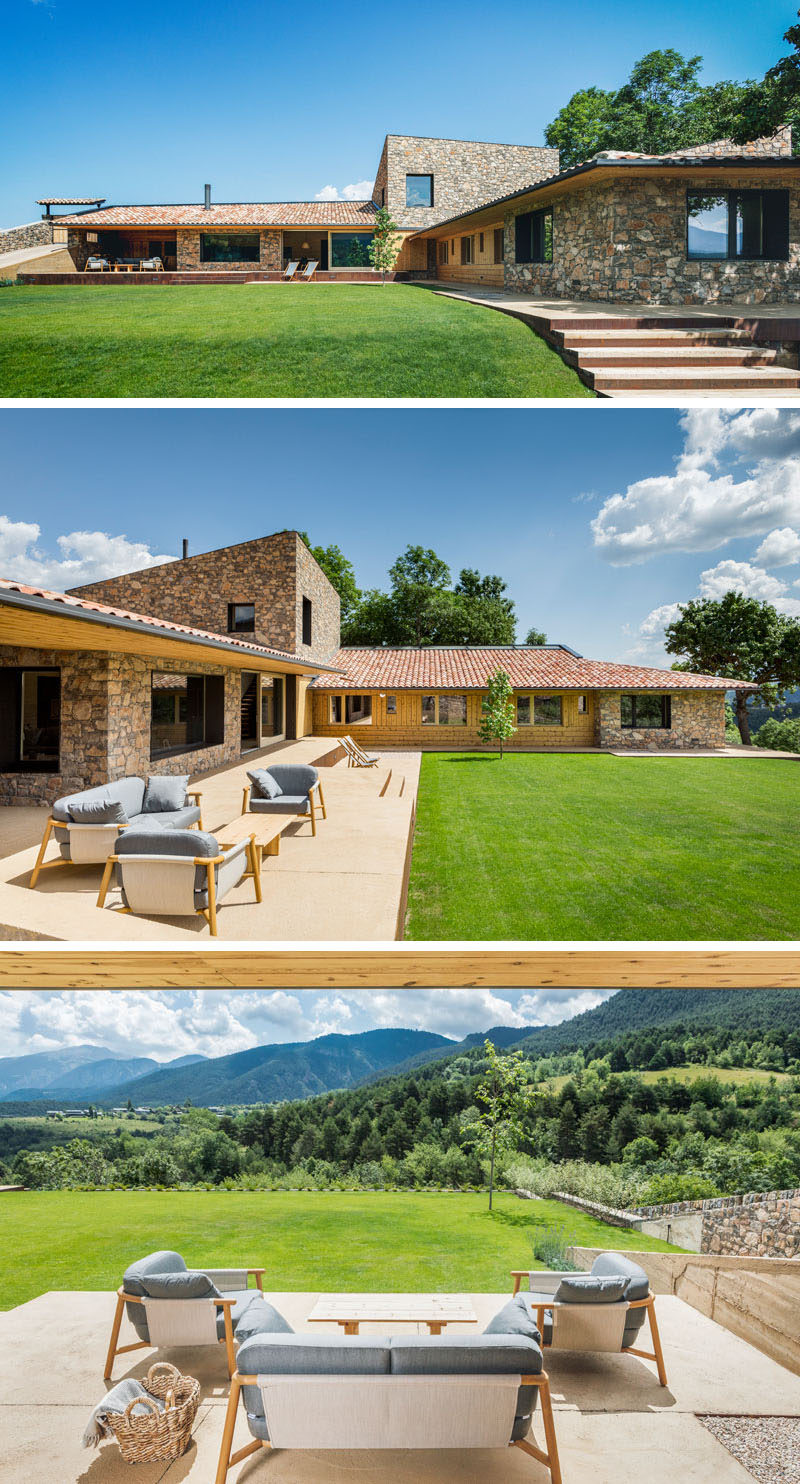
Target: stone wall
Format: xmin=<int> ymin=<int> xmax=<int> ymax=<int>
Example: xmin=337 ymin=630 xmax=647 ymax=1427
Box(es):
xmin=596 ymin=690 xmax=725 ymax=749
xmin=666 ymin=126 xmax=793 ymax=159
xmin=67 ymin=230 xmax=91 ymax=271
xmin=374 ymin=135 xmax=559 ymax=231
xmin=634 ymin=1188 xmax=800 ymax=1259
xmin=0 ymin=220 xmax=53 ymax=253
xmin=504 ymin=171 xmax=800 ymax=304
xmin=176 ymin=228 xmax=282 ymax=272
xmin=69 ymin=531 xmax=341 ymax=665
xmin=106 ymin=654 xmax=242 ymax=779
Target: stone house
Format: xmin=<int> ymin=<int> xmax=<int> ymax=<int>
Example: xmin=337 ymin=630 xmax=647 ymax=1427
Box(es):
xmin=409 ymin=127 xmax=800 ymax=304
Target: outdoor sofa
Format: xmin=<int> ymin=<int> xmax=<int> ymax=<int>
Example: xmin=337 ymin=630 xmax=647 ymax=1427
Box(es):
xmin=241 ymin=764 xmax=327 ymax=836
xmin=105 ymin=1249 xmax=270 ymax=1381
xmin=96 ymin=827 xmax=260 ymax=935
xmin=216 ymin=1300 xmax=562 ymax=1484
xmin=30 ymin=775 xmax=203 ymax=887
xmin=510 ymin=1251 xmax=667 ymax=1386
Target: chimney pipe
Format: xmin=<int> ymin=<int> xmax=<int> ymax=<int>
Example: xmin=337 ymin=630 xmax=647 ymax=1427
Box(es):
xmin=204 ymin=184 xmax=211 ymax=210
xmin=182 ymin=539 xmax=189 ymax=560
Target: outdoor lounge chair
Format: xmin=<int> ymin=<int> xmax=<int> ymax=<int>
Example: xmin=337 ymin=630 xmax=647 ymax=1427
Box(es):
xmin=299 ymin=259 xmax=318 ymax=281
xmin=30 ymin=776 xmax=203 ymax=887
xmin=283 ymin=260 xmax=299 ymax=280
xmin=96 ymin=827 xmax=261 ymax=936
xmin=139 ymin=256 xmax=164 ymax=272
xmin=105 ymin=1249 xmax=270 ymax=1381
xmin=84 ymin=256 xmax=110 ymax=272
xmin=341 ymin=734 xmax=380 ymax=767
xmin=216 ymin=1321 xmax=562 ymax=1484
xmin=241 ymin=764 xmax=327 ymax=836
xmin=510 ymin=1252 xmax=667 ymax=1386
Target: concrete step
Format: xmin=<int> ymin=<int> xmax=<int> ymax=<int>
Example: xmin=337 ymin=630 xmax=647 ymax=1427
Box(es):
xmin=560 ymin=328 xmax=758 ymax=348
xmin=547 ymin=314 xmax=740 ymax=332
xmin=574 ymin=347 xmax=781 ymax=368
xmin=591 ymin=365 xmax=800 ymax=391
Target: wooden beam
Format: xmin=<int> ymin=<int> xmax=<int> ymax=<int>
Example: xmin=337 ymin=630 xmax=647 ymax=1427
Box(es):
xmin=0 ymin=950 xmax=796 ymax=989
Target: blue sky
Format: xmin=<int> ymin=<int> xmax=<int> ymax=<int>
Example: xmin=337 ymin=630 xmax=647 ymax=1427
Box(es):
xmin=1 ymin=1 xmax=794 ymax=226
xmin=3 ymin=407 xmax=800 ymax=664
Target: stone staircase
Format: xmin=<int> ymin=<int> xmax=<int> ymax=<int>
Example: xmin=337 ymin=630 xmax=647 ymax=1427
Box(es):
xmin=548 ymin=318 xmax=800 ymax=396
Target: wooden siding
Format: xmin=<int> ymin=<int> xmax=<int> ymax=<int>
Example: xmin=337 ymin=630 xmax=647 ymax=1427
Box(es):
xmin=433 ymin=219 xmax=505 ymax=286
xmin=312 ymin=688 xmax=596 ymax=749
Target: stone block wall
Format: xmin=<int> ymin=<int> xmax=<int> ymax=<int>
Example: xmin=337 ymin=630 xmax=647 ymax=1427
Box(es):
xmin=69 ymin=531 xmax=341 ymax=665
xmin=0 ymin=220 xmax=53 ymax=253
xmin=374 ymin=135 xmax=559 ymax=231
xmin=67 ymin=230 xmax=91 ymax=270
xmin=0 ymin=648 xmax=111 ymax=806
xmin=504 ymin=171 xmax=800 ymax=304
xmin=634 ymin=1188 xmax=800 ymax=1259
xmin=106 ymin=654 xmax=242 ymax=779
xmin=666 ymin=125 xmax=793 ymax=159
xmin=596 ymin=690 xmax=725 ymax=749
xmin=176 ymin=229 xmax=282 ymax=272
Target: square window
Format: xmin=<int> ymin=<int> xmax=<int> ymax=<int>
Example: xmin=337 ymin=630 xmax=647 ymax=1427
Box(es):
xmin=438 ymin=695 xmax=467 ymax=726
xmin=516 ymin=695 xmax=531 ymax=725
xmin=534 ymin=695 xmax=563 ymax=726
xmin=515 ymin=208 xmax=553 ymax=264
xmin=621 ymin=694 xmax=671 ymax=729
xmin=406 ymin=174 xmax=434 ymax=208
xmin=228 ymin=603 xmax=255 ymax=632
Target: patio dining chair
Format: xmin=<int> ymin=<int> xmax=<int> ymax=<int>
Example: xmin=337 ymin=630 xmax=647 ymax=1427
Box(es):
xmin=341 ymin=734 xmax=381 ymax=768
xmin=283 ymin=260 xmax=300 ymax=280
xmin=96 ymin=827 xmax=261 ymax=936
xmin=299 ymin=260 xmax=319 ymax=281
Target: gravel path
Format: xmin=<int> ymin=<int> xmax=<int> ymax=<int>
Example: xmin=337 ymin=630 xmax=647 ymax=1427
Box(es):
xmin=700 ymin=1416 xmax=800 ymax=1484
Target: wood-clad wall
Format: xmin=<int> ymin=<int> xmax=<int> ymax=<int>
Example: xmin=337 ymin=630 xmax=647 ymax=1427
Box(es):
xmin=312 ymin=689 xmax=596 ymax=749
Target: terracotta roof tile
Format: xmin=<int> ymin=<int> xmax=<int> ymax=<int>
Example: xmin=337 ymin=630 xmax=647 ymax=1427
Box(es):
xmin=56 ymin=201 xmax=379 ymax=228
xmin=310 ymin=646 xmax=755 ymax=691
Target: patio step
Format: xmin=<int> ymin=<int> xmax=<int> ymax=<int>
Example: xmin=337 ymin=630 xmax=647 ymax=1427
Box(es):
xmin=571 ymin=346 xmax=783 ymax=369
xmin=558 ymin=328 xmax=756 ymax=348
xmin=591 ymin=365 xmax=800 ymax=391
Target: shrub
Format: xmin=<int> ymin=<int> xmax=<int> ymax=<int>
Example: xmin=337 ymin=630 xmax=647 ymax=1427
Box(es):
xmin=753 ymin=717 xmax=800 ymax=753
xmin=531 ymin=1221 xmax=581 ymax=1270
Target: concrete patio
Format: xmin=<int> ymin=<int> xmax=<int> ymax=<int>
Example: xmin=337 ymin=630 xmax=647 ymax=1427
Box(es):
xmin=0 ymin=740 xmax=420 ymax=942
xmin=1 ymin=1286 xmax=799 ymax=1484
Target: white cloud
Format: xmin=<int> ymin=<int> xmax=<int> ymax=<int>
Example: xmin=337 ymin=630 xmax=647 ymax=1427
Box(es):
xmin=697 ymin=560 xmax=790 ymax=603
xmin=0 ymin=516 xmax=173 ymax=590
xmin=314 ymin=180 xmax=373 ymax=201
xmin=753 ymin=527 xmax=800 ymax=568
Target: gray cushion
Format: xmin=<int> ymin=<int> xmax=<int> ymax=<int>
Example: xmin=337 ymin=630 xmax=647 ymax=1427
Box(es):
xmin=248 ymin=769 xmax=283 ymax=800
xmin=139 ymin=1271 xmax=221 ymax=1301
xmin=227 ymin=1297 xmax=293 ymax=1344
xmin=388 ymin=1333 xmax=542 ymax=1377
xmin=143 ymin=775 xmax=190 ymax=813
xmin=248 ymin=794 xmax=311 ymax=815
xmin=67 ymin=796 xmax=129 ymax=826
xmin=53 ymin=777 xmax=146 ymax=823
xmin=484 ymin=1294 xmax=542 ymax=1341
xmin=122 ymin=1250 xmax=187 ymax=1342
xmin=591 ymin=1252 xmax=650 ymax=1301
xmin=262 ymin=764 xmax=317 ymax=795
xmin=238 ymin=1334 xmax=391 ymax=1426
xmin=126 ymin=806 xmax=201 ymax=832
xmin=519 ymin=1294 xmax=554 ymax=1346
xmin=554 ymin=1275 xmax=627 ymax=1304
xmin=116 ymin=828 xmax=218 ymax=858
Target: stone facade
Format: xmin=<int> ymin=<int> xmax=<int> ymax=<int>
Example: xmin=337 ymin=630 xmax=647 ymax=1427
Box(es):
xmin=666 ymin=125 xmax=793 ymax=159
xmin=595 ymin=690 xmax=726 ymax=749
xmin=503 ymin=170 xmax=800 ymax=304
xmin=633 ymin=1188 xmax=800 ymax=1259
xmin=67 ymin=229 xmax=91 ymax=271
xmin=0 ymin=219 xmax=53 ymax=253
xmin=176 ymin=228 xmax=282 ymax=272
xmin=69 ymin=531 xmax=341 ymax=666
xmin=373 ymin=135 xmax=559 ymax=231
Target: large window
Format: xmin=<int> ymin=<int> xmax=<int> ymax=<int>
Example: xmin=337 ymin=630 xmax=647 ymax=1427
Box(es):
xmin=0 ymin=668 xmax=61 ymax=773
xmin=515 ymin=208 xmax=553 ymax=264
xmin=228 ymin=603 xmax=255 ymax=632
xmin=199 ymin=233 xmax=261 ymax=263
xmin=517 ymin=694 xmax=563 ymax=726
xmin=150 ymin=672 xmax=225 ymax=758
xmin=329 ymin=695 xmax=372 ymax=724
xmin=406 ymin=174 xmax=434 ymax=208
xmin=621 ymin=694 xmax=672 ymax=729
xmin=421 ymin=695 xmax=467 ymax=725
xmin=493 ymin=227 xmax=505 ymax=263
xmin=330 ymin=232 xmax=374 ymax=268
xmin=460 ymin=236 xmax=473 ymax=265
xmin=686 ymin=190 xmax=789 ymax=261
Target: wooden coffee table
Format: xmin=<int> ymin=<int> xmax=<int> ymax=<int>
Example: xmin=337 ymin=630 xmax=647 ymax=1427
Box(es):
xmin=307 ymin=1293 xmax=477 ymax=1336
xmin=216 ymin=812 xmax=301 ymax=862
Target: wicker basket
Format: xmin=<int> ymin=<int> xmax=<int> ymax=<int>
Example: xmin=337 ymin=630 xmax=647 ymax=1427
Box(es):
xmin=105 ymin=1362 xmax=200 ymax=1464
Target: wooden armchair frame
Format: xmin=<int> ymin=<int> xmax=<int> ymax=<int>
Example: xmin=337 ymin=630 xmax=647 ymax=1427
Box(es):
xmin=215 ymin=1368 xmax=561 ymax=1484
xmin=240 ymin=778 xmax=327 ymax=837
xmin=104 ymin=1268 xmax=265 ymax=1382
xmin=29 ymin=789 xmax=203 ymax=889
xmin=341 ymin=734 xmax=379 ymax=768
xmin=96 ymin=826 xmax=259 ymax=937
xmin=510 ymin=1272 xmax=667 ymax=1387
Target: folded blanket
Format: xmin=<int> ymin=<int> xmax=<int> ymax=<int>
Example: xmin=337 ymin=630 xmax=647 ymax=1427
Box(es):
xmin=82 ymin=1378 xmax=165 ymax=1448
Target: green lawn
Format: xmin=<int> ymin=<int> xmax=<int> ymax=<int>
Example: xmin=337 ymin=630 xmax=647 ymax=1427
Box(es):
xmin=406 ymin=754 xmax=800 ymax=939
xmin=0 ymin=1190 xmax=679 ymax=1310
xmin=0 ymin=285 xmax=592 ymax=398
xmin=544 ymin=1065 xmax=792 ymax=1092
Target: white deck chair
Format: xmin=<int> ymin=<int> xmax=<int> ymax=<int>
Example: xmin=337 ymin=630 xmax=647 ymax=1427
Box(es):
xmin=96 ymin=828 xmax=260 ymax=937
xmin=283 ymin=260 xmax=300 ymax=280
xmin=341 ymin=734 xmax=381 ymax=767
xmin=299 ymin=259 xmax=319 ymax=281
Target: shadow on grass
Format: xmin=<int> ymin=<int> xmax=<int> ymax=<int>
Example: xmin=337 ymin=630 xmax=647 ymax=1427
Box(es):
xmin=442 ymin=755 xmax=501 ymax=764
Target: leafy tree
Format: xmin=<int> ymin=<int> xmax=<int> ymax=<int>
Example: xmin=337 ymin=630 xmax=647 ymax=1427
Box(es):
xmin=299 ymin=533 xmax=361 ymax=626
xmin=664 ymin=592 xmax=800 ymax=744
xmin=525 ymin=627 xmax=547 ymax=646
xmin=478 ymin=668 xmax=517 ymax=758
xmin=342 ymin=544 xmax=516 ymax=646
xmin=368 ymin=206 xmax=402 ymax=283
xmin=472 ymin=1040 xmax=532 ymax=1210
xmin=726 ymin=10 xmax=800 ymax=146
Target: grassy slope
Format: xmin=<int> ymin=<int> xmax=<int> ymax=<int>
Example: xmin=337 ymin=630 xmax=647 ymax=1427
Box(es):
xmin=542 ymin=1065 xmax=792 ymax=1093
xmin=1 ymin=1191 xmax=679 ymax=1310
xmin=406 ymin=754 xmax=800 ymax=940
xmin=0 ymin=285 xmax=592 ymax=398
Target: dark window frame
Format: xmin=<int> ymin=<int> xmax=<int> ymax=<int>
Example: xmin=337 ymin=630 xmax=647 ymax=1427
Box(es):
xmin=0 ymin=666 xmax=61 ymax=774
xmin=460 ymin=235 xmax=473 ymax=265
xmin=228 ymin=602 xmax=255 ymax=633
xmin=620 ymin=694 xmax=672 ymax=730
xmin=150 ymin=671 xmax=225 ymax=760
xmin=199 ymin=232 xmax=261 ymax=263
xmin=534 ymin=695 xmax=563 ymax=727
xmin=514 ymin=207 xmax=554 ymax=264
xmin=302 ymin=596 xmax=313 ymax=646
xmin=406 ymin=173 xmax=434 ymax=208
xmin=493 ymin=227 xmax=505 ymax=264
xmin=685 ymin=189 xmax=790 ymax=262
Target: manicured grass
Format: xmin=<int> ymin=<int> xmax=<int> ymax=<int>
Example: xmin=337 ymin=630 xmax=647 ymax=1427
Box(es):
xmin=0 ymin=1190 xmax=680 ymax=1310
xmin=406 ymin=754 xmax=800 ymax=939
xmin=0 ymin=285 xmax=592 ymax=398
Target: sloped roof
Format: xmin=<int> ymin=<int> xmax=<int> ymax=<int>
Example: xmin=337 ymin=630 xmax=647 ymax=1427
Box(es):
xmin=0 ymin=578 xmax=341 ymax=671
xmin=55 ymin=201 xmax=379 ymax=228
xmin=310 ymin=646 xmax=754 ymax=691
